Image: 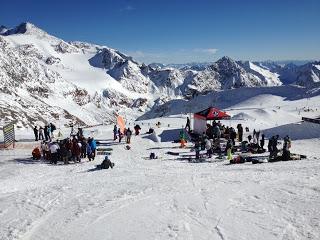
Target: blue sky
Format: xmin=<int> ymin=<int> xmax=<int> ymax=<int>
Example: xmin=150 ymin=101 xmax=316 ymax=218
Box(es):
xmin=1 ymin=0 xmax=319 ymax=63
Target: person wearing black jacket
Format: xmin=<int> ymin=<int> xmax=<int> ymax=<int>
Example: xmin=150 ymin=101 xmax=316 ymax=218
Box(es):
xmin=237 ymin=124 xmax=243 ymax=142
xmin=44 ymin=125 xmax=49 ymax=141
xmin=33 ymin=126 xmax=38 ymax=141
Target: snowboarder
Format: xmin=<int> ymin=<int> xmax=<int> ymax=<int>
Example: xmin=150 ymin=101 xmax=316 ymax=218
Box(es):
xmin=33 ymin=126 xmax=38 ymax=141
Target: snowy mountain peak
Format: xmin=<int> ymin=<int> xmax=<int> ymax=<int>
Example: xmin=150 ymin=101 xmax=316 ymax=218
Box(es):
xmin=1 ymin=22 xmax=48 ymax=37
xmin=0 ymin=25 xmax=8 ymax=34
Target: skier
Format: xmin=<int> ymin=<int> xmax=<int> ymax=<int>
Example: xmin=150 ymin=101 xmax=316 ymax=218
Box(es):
xmin=113 ymin=125 xmax=118 ymax=140
xmin=44 ymin=125 xmax=49 ymax=141
xmin=33 ymin=126 xmax=38 ymax=141
xmin=126 ymin=128 xmax=132 ymax=144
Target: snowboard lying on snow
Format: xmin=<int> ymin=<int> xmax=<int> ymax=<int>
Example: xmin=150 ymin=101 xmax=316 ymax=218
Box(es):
xmin=97 ymin=152 xmax=112 ymax=156
xmin=96 ymin=148 xmax=113 ymax=151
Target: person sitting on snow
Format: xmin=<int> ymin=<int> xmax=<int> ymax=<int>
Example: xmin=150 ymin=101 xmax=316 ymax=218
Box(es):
xmin=32 ymin=147 xmax=41 ymax=160
xmin=99 ymin=156 xmax=114 ymax=169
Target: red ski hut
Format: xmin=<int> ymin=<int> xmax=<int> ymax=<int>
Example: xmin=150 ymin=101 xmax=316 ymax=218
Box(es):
xmin=193 ymin=107 xmax=230 ymax=134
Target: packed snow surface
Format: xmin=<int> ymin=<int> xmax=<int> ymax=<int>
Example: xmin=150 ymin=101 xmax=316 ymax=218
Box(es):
xmin=1 ymin=108 xmax=320 ymax=240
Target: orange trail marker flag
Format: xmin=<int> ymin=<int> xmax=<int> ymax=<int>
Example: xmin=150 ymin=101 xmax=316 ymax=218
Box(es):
xmin=117 ymin=115 xmax=125 ymax=134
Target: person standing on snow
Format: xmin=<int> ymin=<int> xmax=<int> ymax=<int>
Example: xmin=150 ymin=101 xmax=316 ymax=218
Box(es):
xmin=49 ymin=123 xmax=56 ymax=138
xmin=185 ymin=117 xmax=191 ymax=132
xmin=260 ymin=134 xmax=265 ymax=150
xmin=47 ymin=125 xmax=52 ymax=141
xmin=89 ymin=137 xmax=97 ymax=160
xmin=39 ymin=126 xmax=44 ymax=141
xmin=118 ymin=129 xmax=123 ymax=143
xmin=282 ymin=135 xmax=291 ymax=161
xmin=205 ymin=138 xmax=212 ymax=158
xmin=126 ymin=128 xmax=132 ymax=144
xmin=113 ymin=125 xmax=118 ymax=140
xmin=237 ymin=124 xmax=243 ymax=142
xmin=33 ymin=126 xmax=38 ymax=141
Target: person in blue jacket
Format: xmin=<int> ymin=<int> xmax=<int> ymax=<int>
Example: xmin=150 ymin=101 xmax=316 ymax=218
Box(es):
xmin=89 ymin=137 xmax=97 ymax=160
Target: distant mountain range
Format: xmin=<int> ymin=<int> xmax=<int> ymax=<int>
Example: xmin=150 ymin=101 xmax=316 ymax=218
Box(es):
xmin=0 ymin=22 xmax=319 ymax=126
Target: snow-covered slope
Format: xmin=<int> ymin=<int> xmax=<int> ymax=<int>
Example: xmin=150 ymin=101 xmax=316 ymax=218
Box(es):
xmin=239 ymin=61 xmax=282 ymax=86
xmin=0 ymin=23 xmax=153 ymax=127
xmin=0 ymin=22 xmax=319 ymax=127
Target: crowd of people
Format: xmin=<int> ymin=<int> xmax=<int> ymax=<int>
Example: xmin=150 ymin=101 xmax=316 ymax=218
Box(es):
xmin=113 ymin=125 xmax=135 ymax=144
xmin=33 ymin=123 xmax=56 ymax=141
xmin=187 ymin=119 xmax=291 ymax=161
xmin=32 ymin=127 xmax=97 ymax=164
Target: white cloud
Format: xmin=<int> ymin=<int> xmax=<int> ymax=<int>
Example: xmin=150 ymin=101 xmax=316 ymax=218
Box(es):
xmin=125 ymin=48 xmax=219 ymax=64
xmin=193 ymin=48 xmax=218 ymax=54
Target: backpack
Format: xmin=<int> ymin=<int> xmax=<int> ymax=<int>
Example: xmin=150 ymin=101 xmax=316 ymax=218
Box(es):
xmin=51 ymin=124 xmax=56 ymax=131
